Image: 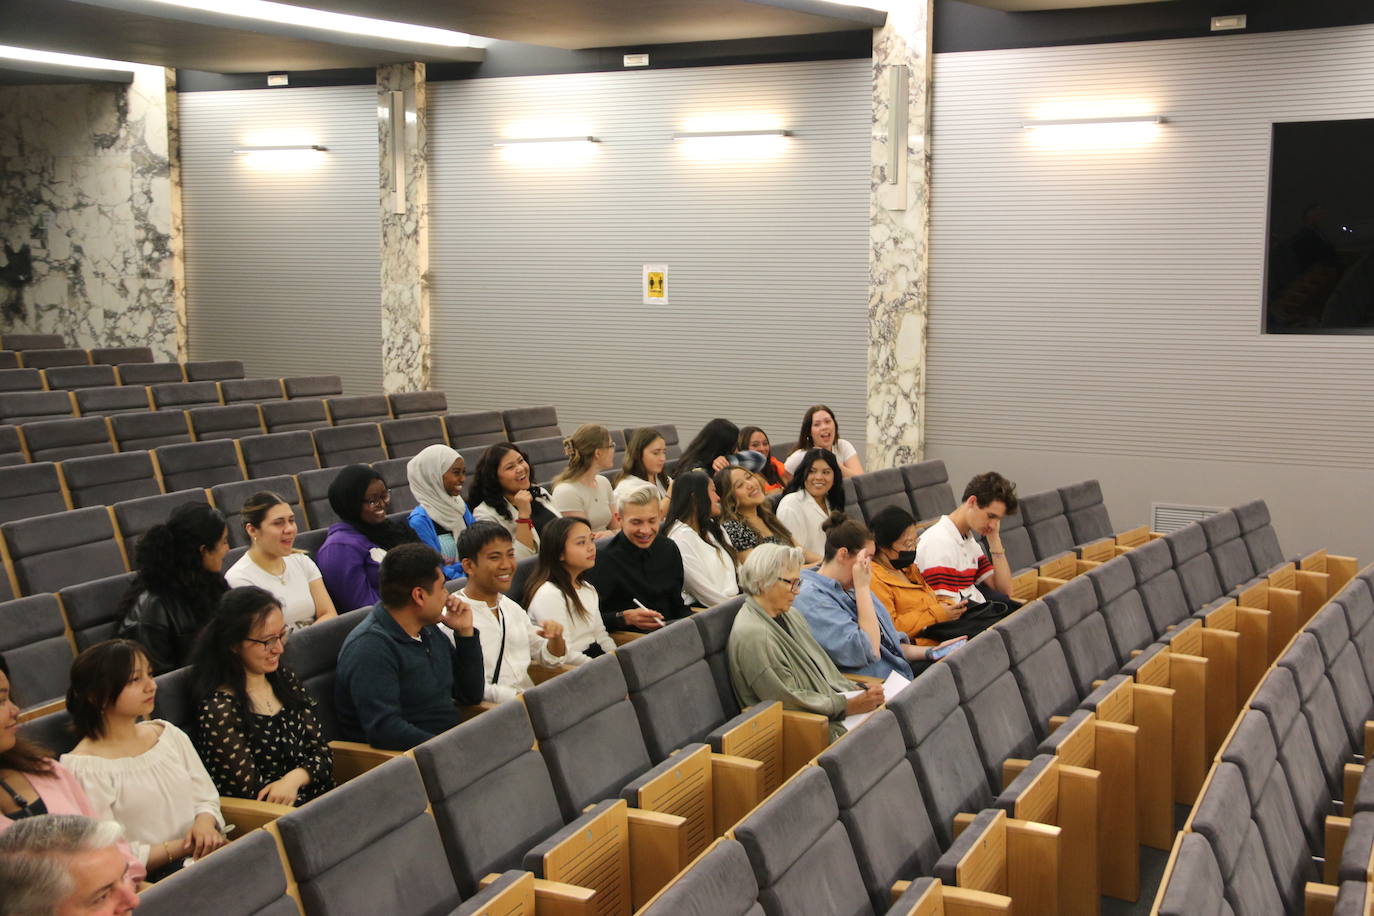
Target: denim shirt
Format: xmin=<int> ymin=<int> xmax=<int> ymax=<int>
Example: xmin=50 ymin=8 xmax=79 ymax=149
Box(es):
xmin=793 ymin=568 xmax=914 ymax=680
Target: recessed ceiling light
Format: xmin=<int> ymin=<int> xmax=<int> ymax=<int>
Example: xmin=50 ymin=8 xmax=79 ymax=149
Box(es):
xmin=120 ymin=0 xmax=472 ymax=47
xmin=0 ymin=43 xmax=141 ymax=72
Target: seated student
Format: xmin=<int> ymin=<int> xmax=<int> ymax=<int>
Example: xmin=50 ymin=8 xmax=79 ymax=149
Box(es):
xmin=0 ymin=815 xmax=139 ymax=916
xmin=115 ymin=502 xmax=230 ymax=675
xmin=522 ymin=518 xmax=615 ymax=665
xmin=663 ymin=470 xmax=740 ymax=608
xmin=550 ymin=424 xmax=621 ymax=535
xmin=335 ymin=543 xmax=484 ymax=751
xmin=727 ymin=544 xmax=883 ymax=743
xmin=774 ymin=448 xmax=845 ymax=564
xmin=915 ymin=471 xmax=1021 ymax=633
xmin=445 ymin=521 xmax=566 ymax=702
xmin=406 ymin=444 xmax=475 ymax=580
xmin=584 ymin=484 xmax=690 ymax=635
xmin=225 ymin=491 xmax=337 ymax=632
xmin=674 ymin=418 xmax=742 ymax=476
xmin=61 ymin=641 xmax=227 ymax=879
xmin=468 ymin=442 xmax=562 ymax=561
xmin=714 ymin=465 xmax=799 ymax=561
xmin=612 ymin=427 xmax=673 ymax=508
xmin=0 ymin=659 xmax=144 ymax=884
xmin=315 ymin=465 xmax=419 ymax=612
xmin=869 ymin=505 xmax=970 ymax=645
xmin=782 ymin=405 xmax=864 ymax=478
xmin=737 ymin=425 xmax=790 ymax=491
xmin=190 ymin=586 xmax=333 ymax=807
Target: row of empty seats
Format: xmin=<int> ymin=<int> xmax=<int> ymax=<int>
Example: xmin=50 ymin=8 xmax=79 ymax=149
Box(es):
xmin=0 ymin=357 xmax=244 ymax=389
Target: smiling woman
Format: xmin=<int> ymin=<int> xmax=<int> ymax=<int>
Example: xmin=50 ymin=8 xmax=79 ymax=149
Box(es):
xmin=315 ymin=465 xmax=420 ymax=611
xmin=225 ymin=490 xmax=337 ymax=631
xmin=469 ymin=442 xmax=563 ymax=560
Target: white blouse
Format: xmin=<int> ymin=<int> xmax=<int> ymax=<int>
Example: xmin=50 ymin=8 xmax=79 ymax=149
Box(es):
xmin=61 ymin=721 xmax=224 ymax=864
xmin=775 ymin=491 xmax=831 ymax=558
xmin=783 ymin=438 xmax=859 ymax=474
xmin=472 ymin=495 xmax=562 ymax=560
xmin=527 ymin=581 xmax=616 ymax=664
xmin=442 ymin=590 xmax=565 ymax=703
xmin=665 ymin=521 xmax=740 ymax=608
xmin=225 ymin=552 xmax=323 ymax=630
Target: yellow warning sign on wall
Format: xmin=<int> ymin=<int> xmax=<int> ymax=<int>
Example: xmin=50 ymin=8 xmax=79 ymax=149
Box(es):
xmin=643 ymin=264 xmax=668 ymax=304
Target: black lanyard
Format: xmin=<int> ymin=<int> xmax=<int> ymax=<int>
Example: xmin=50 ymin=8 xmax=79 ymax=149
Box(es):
xmin=467 ymin=589 xmax=507 ymax=685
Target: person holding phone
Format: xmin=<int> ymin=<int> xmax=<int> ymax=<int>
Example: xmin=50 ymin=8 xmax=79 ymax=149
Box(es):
xmin=869 ymin=505 xmax=975 ymax=647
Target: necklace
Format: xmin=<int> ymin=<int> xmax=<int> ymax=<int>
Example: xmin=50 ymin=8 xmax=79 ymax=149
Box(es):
xmin=252 ymin=551 xmax=289 ymax=585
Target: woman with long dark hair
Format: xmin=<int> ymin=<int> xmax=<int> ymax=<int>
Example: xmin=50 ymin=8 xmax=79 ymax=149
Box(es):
xmin=775 ymin=448 xmax=846 ymax=564
xmin=315 ymin=464 xmax=419 ymax=611
xmin=522 ymin=517 xmax=615 ymax=664
xmin=781 ymin=405 xmax=863 ymax=478
xmin=715 ymin=466 xmax=797 ymax=563
xmin=115 ymin=502 xmax=230 ymax=674
xmin=469 ymin=442 xmax=561 ymax=560
xmin=737 ymin=425 xmax=789 ymax=491
xmin=663 ymin=470 xmax=740 ymax=608
xmin=189 ymin=586 xmax=333 ymax=806
xmin=674 ymin=418 xmax=742 ymax=476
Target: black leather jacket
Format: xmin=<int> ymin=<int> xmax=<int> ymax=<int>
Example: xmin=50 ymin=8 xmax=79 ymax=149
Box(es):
xmin=115 ymin=589 xmax=213 ymax=674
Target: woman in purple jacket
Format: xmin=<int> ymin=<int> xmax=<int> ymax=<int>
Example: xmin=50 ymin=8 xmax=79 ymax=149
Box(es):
xmin=314 ymin=465 xmax=419 ymax=611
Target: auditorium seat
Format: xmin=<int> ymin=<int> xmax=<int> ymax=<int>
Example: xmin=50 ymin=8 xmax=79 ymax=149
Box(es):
xmin=1 ymin=506 xmax=127 ymax=595
xmin=502 ymin=406 xmax=559 ymax=442
xmin=1189 ymin=762 xmax=1288 ymax=914
xmin=1248 ymin=666 xmax=1333 ymax=856
xmin=1233 ymin=499 xmax=1288 ymax=573
xmin=151 ymin=380 xmax=221 ymax=410
xmin=1156 ymin=832 xmax=1230 ymax=916
xmin=444 ymin=410 xmax=506 ymax=449
xmin=1304 ymin=603 xmax=1373 ymax=762
xmin=901 ymin=459 xmax=955 ymax=523
xmin=380 ymin=415 xmax=444 ymax=460
xmin=19 ymin=348 xmax=89 ymax=370
xmin=370 ymin=457 xmax=417 ymax=513
xmin=153 ymin=439 xmax=244 ymax=491
xmin=113 ymin=489 xmax=210 ymax=556
xmin=111 ymin=410 xmax=190 ymax=451
xmin=188 ymin=404 xmax=264 ymax=441
xmin=282 ymin=375 xmax=343 ymax=399
xmin=0 ymin=390 xmax=75 ymax=425
xmin=313 ymin=423 xmax=385 ymax=467
xmin=840 ymin=477 xmax=863 ymax=521
xmin=219 ymin=377 xmax=285 ymax=404
xmin=20 ymin=417 xmax=114 ymax=461
xmin=89 ymin=346 xmax=153 ymax=366
xmin=325 ymin=395 xmax=390 ymax=426
xmin=388 ymin=389 xmax=447 ymax=418
xmin=184 ymin=359 xmax=244 ymax=382
xmin=0 ymin=462 xmax=68 ymax=524
xmin=60 ymin=450 xmax=161 ymax=508
xmin=850 ymin=467 xmax=912 ymax=525
xmin=211 ymin=476 xmax=303 ymax=548
xmin=1277 ymin=633 xmax=1356 ymax=798
xmin=0 ymin=594 xmax=74 ymax=714
xmin=261 ymin=398 xmax=329 ymax=433
xmin=637 ymin=838 xmax=764 ymax=916
xmin=0 ymin=368 xmax=44 ymax=392
xmin=691 ymin=597 xmax=747 ymax=716
xmin=74 ymin=384 xmax=153 ymax=417
xmin=239 ymin=430 xmax=318 ymax=479
xmin=293 ymin=527 xmax=328 ymax=557
xmin=43 ymin=364 xmax=116 ymax=390
xmin=517 ymin=436 xmax=565 ymax=488
xmin=0 ymin=425 xmax=23 ymax=466
xmin=1059 ymin=479 xmax=1115 ymax=545
xmin=135 ymin=828 xmax=299 ymax=916
xmin=117 ymin=361 xmax=183 ymax=385
xmin=59 ymin=571 xmax=137 ymax=650
xmin=17 ymin=708 xmax=74 ymax=756
xmin=0 ymin=352 xmax=15 ymax=370
xmin=0 ymin=334 xmax=63 ymax=350
xmin=296 ymin=466 xmax=345 ymax=530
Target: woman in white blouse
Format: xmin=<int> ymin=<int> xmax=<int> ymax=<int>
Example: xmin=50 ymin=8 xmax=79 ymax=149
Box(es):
xmin=663 ymin=471 xmax=741 ymax=608
xmin=469 ymin=443 xmax=563 ymax=561
xmin=612 ymin=427 xmax=672 ymax=512
xmin=61 ymin=640 xmax=226 ymax=878
xmin=775 ymin=449 xmax=846 ymax=565
xmin=522 ymin=517 xmax=617 ymax=664
xmin=225 ymin=490 xmax=337 ymax=631
xmin=782 ymin=404 xmax=864 ymax=478
xmin=550 ymin=425 xmax=621 ymax=535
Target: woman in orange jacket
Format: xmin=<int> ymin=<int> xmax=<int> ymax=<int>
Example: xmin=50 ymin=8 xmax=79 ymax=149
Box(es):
xmin=869 ymin=505 xmax=966 ymax=645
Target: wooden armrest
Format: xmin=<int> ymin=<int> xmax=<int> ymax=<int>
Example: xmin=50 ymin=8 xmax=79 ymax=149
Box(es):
xmin=779 ymin=709 xmax=829 ymax=777
xmin=626 ymin=808 xmax=689 ymax=909
xmin=1000 ymin=757 xmax=1031 ymax=791
xmin=1345 ymin=763 xmax=1363 ymax=818
xmin=528 ymin=664 xmax=575 ymax=685
xmin=1035 ymin=576 xmax=1068 ymax=597
xmin=1005 ymin=818 xmax=1061 ymax=914
xmin=1325 ymin=816 xmax=1352 ymax=885
xmin=941 ymin=886 xmax=1015 ymax=915
xmin=1305 ymin=882 xmax=1341 ymax=916
xmin=17 ymin=700 xmax=63 ymax=723
xmin=1363 ymin=721 xmax=1373 ymax=760
xmin=480 ymin=873 xmax=597 ymax=916
xmin=219 ymin=797 xmax=292 ymax=836
xmin=709 ymin=753 xmax=766 ymax=835
xmin=327 ymin=740 xmax=401 ymax=784
xmin=610 ymin=631 xmax=644 ymax=646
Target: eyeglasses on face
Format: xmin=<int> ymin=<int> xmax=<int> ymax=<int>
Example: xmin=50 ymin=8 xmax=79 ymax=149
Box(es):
xmin=776 ymin=576 xmax=802 ymax=591
xmin=363 ymin=489 xmax=392 ymax=509
xmin=244 ymin=630 xmax=290 ymax=649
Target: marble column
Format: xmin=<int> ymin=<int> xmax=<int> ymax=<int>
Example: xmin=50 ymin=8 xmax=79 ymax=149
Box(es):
xmin=866 ymin=0 xmax=934 ymax=469
xmin=377 ymin=62 xmax=430 ymax=394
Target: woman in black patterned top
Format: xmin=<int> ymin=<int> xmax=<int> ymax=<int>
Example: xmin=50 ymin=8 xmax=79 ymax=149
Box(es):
xmin=189 ymin=586 xmax=333 ymax=806
xmin=715 ymin=466 xmax=799 ymax=564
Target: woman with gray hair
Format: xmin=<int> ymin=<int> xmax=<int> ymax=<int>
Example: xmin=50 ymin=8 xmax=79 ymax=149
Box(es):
xmin=0 ymin=814 xmax=138 ymax=915
xmin=727 ymin=543 xmax=883 ymax=742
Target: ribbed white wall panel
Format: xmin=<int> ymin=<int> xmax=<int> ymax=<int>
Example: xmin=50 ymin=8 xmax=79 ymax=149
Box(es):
xmin=428 ymin=59 xmax=871 ymax=448
xmin=179 ymin=86 xmax=383 ymax=393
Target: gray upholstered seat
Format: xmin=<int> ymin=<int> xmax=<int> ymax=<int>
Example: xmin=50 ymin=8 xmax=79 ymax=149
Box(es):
xmin=690 ymin=596 xmax=746 ymax=718
xmin=116 ymin=361 xmax=183 ymax=385
xmin=89 ymin=346 xmax=153 ymax=366
xmin=851 ymin=467 xmax=913 ymax=525
xmin=20 ymin=417 xmax=113 ymax=461
xmin=274 ymin=755 xmax=463 ymax=916
xmin=840 ymin=477 xmax=863 ymax=521
xmin=1129 ymin=537 xmax=1197 ymax=635
xmin=1276 ymin=633 xmax=1357 ymax=796
xmin=313 ymin=423 xmax=385 ymax=467
xmin=388 ymin=390 xmax=448 ymax=418
xmin=135 ymin=828 xmax=298 ymax=916
xmin=995 ymin=508 xmax=1038 ymax=574
xmin=188 ymin=404 xmax=264 ymax=440
xmin=282 ymin=375 xmax=343 ymax=399
xmin=73 ymin=384 xmax=152 ymax=417
xmin=0 ymin=425 xmax=22 ymax=467
xmin=1338 ymin=812 xmax=1374 ymax=884
xmin=20 ymin=348 xmax=88 ymax=369
xmin=900 ymin=460 xmax=955 ymax=523
xmin=505 ymin=555 xmax=540 ymax=610
xmin=1307 ymin=603 xmax=1374 ymax=752
xmin=380 ymin=415 xmax=445 ymax=460
xmin=0 ymin=352 xmax=15 ymax=370
xmin=444 ymin=411 xmax=506 ymax=449
xmin=113 ymin=489 xmax=209 ymax=556
xmin=0 ymin=390 xmax=75 ymax=425
xmin=280 ymin=606 xmax=369 ymax=739
xmin=58 ymin=571 xmax=138 ymax=650
xmin=1 ymin=506 xmax=126 ymax=595
xmin=1188 ymin=761 xmax=1287 ymax=915
xmin=515 ymin=436 xmax=564 ymax=488
xmin=1248 ymin=666 xmax=1334 ymax=854
xmin=0 ymin=595 xmax=74 ymax=711
xmin=16 ymin=708 xmax=75 ymax=755
xmin=639 ymin=838 xmax=764 ymax=916
xmin=325 ymin=395 xmax=390 ymax=426
xmin=60 ymin=450 xmax=161 ymax=508
xmin=1 ymin=334 xmax=64 ymax=350
xmin=110 ymin=410 xmax=190 ymax=451
xmin=184 ymin=359 xmax=244 ymax=382
xmin=502 ymin=406 xmax=560 ymax=442
xmin=43 ymin=364 xmax=116 ymax=390
xmin=211 ymin=475 xmax=304 ymax=548
xmin=150 ymin=381 xmax=220 ymax=410
xmin=0 ymin=368 xmax=44 ymax=392
xmin=371 ymin=457 xmax=417 ymax=513
xmin=1200 ymin=510 xmax=1258 ymax=594
xmin=240 ymin=430 xmax=318 ymax=479
xmin=0 ymin=462 xmax=67 ymax=524
xmin=1336 ymin=579 xmax=1374 ymax=692
xmin=292 ymin=527 xmax=328 ymax=558
xmin=941 ymin=630 xmax=1042 ymax=786
xmin=151 ymin=665 xmax=195 ymax=729
xmin=1233 ymin=500 xmax=1287 ymax=573
xmin=1059 ymin=479 xmax=1114 ymax=544
xmin=296 ymin=466 xmax=346 ymax=530
xmin=219 ymin=377 xmax=285 ymax=404
xmin=1021 ymin=490 xmax=1076 ymax=564
xmin=995 ymin=599 xmax=1082 ymax=738
xmin=1157 ymin=832 xmax=1234 ymax=916
xmin=154 ymin=439 xmax=244 ymax=491
xmin=262 ymin=398 xmax=330 ymax=434
xmin=1041 ymin=575 xmax=1121 ymax=696
xmin=1085 ymin=554 xmax=1155 ymax=658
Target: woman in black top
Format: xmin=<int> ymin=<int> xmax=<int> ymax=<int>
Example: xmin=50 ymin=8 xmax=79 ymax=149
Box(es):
xmin=116 ymin=502 xmax=230 ymax=674
xmin=189 ymin=586 xmax=333 ymax=806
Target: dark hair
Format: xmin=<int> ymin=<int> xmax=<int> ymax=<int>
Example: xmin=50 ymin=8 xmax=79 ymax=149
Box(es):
xmin=616 ymin=427 xmax=671 ymax=490
xmin=241 ymin=490 xmax=292 ymax=532
xmin=120 ymin=502 xmax=228 ymax=620
xmin=665 ymin=470 xmax=735 ymax=559
xmin=0 ymin=656 xmax=52 ymax=774
xmin=66 ymin=640 xmax=150 ymax=741
xmin=378 ymin=543 xmax=445 ymax=610
xmin=327 ymin=464 xmax=417 ymax=550
xmin=796 ymin=405 xmax=840 ymax=452
xmin=469 ymin=443 xmax=542 ymax=521
xmin=963 ymin=471 xmax=1019 ymax=514
xmin=869 ymin=505 xmax=917 ymax=550
xmin=521 ymin=517 xmax=594 ymax=621
xmin=714 ymin=466 xmax=795 ymax=547
xmin=675 ymin=419 xmax=740 ymax=477
xmin=736 ymin=426 xmax=782 ymax=487
xmin=188 ymin=587 xmax=309 ymax=725
xmin=820 ymin=512 xmax=871 ymax=562
xmin=457 ymin=520 xmax=513 ymax=563
xmin=780 ymin=448 xmax=845 ymax=512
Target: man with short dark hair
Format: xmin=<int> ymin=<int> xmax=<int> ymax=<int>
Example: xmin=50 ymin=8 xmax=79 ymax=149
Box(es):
xmin=585 ymin=484 xmax=690 ymax=634
xmin=335 ymin=542 xmax=483 ymax=750
xmin=0 ymin=814 xmax=138 ymax=916
xmin=916 ymin=471 xmax=1019 ymax=606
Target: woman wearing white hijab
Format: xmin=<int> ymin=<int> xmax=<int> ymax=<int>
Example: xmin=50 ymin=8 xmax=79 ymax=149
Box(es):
xmin=406 ymin=444 xmax=476 ymax=580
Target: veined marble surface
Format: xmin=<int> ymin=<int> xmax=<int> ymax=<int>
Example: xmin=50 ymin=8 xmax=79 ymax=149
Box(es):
xmin=378 ymin=62 xmax=430 ymax=394
xmin=0 ymin=66 xmax=182 ymax=358
xmin=867 ymin=0 xmax=933 ymax=470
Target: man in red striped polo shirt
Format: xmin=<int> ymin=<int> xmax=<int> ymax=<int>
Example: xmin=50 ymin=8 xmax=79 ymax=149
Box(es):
xmin=916 ymin=471 xmax=1019 ymax=608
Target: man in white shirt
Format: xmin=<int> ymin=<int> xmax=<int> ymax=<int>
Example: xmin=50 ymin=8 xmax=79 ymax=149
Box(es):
xmin=0 ymin=815 xmax=139 ymax=916
xmin=916 ymin=471 xmax=1020 ymax=607
xmin=446 ymin=521 xmax=567 ymax=703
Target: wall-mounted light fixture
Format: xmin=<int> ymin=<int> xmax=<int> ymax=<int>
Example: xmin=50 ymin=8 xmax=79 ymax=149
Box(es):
xmin=232 ymin=144 xmax=328 ymax=152
xmin=493 ymin=136 xmax=600 ymax=166
xmin=1021 ymin=116 xmax=1165 ymax=129
xmin=672 ymin=126 xmax=791 ymax=161
xmin=491 ymin=137 xmax=600 ymax=147
xmin=1021 ymin=101 xmax=1165 ymax=150
xmin=670 ymin=129 xmax=791 ymax=140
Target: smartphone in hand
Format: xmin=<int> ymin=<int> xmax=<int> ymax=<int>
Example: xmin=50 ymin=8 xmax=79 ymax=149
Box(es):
xmin=929 ymin=636 xmax=968 ymax=661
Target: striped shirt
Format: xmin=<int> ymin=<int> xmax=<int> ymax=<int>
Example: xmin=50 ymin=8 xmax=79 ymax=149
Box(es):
xmin=916 ymin=515 xmax=993 ymax=603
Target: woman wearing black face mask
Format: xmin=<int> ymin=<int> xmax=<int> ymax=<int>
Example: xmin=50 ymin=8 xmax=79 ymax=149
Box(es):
xmin=869 ymin=505 xmax=972 ymax=651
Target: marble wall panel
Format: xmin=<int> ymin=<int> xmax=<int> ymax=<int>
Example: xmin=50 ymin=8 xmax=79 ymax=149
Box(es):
xmin=378 ymin=62 xmax=430 ymax=394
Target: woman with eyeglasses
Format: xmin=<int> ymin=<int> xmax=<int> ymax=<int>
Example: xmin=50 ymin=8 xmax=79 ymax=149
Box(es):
xmin=225 ymin=490 xmax=337 ymax=632
xmin=189 ymin=587 xmax=333 ymax=808
xmin=316 ymin=464 xmax=420 ymax=611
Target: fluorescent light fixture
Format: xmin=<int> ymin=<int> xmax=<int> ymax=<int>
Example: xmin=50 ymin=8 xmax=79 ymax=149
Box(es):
xmin=133 ymin=0 xmax=471 ymax=47
xmin=672 ymin=129 xmax=791 ymax=140
xmin=232 ymin=144 xmax=327 ymax=152
xmin=1021 ymin=115 xmax=1165 ymax=128
xmin=0 ymin=43 xmax=141 ymax=72
xmin=492 ymin=136 xmax=600 ymax=146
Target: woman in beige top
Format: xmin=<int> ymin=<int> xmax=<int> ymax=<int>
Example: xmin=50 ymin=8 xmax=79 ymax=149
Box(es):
xmin=550 ymin=424 xmax=621 ymax=535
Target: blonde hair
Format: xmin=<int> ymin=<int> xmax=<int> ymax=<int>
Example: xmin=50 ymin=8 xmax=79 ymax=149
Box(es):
xmin=553 ymin=424 xmax=611 ymax=486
